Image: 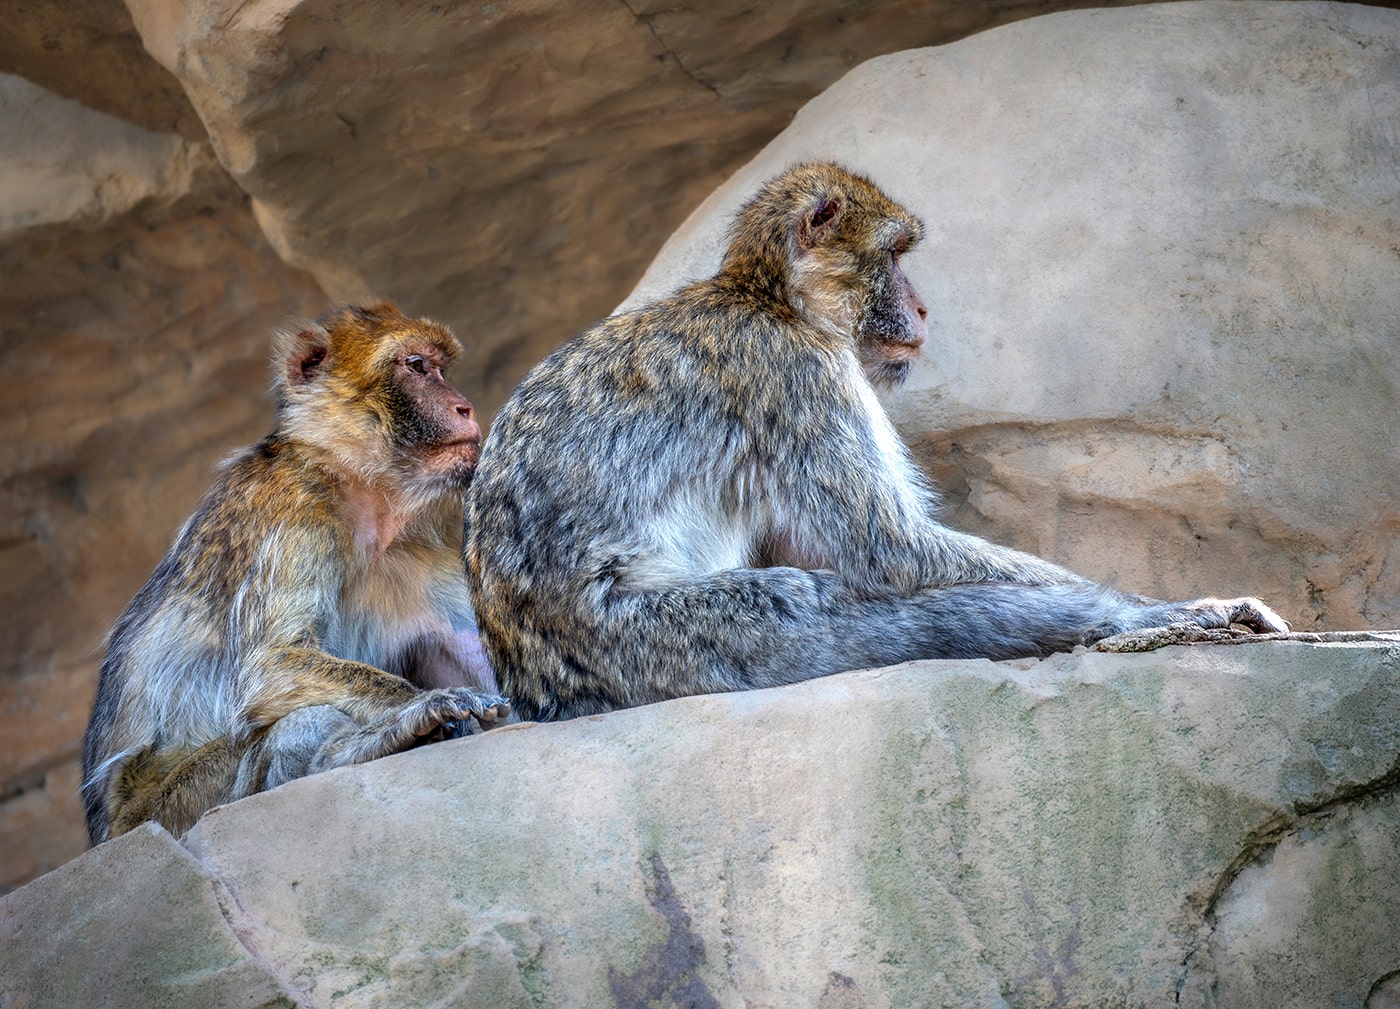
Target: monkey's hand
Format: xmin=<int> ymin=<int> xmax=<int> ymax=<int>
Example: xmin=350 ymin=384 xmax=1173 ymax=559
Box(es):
xmin=324 ymin=687 xmax=511 ymax=757
xmin=1173 ymin=596 xmax=1290 ymax=635
xmin=420 ymin=687 xmax=512 ymax=742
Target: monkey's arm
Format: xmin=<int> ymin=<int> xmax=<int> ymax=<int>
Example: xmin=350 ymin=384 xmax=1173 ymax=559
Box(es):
xmin=231 ymin=526 xmax=506 ymax=732
xmin=779 ymin=378 xmax=1082 ymax=594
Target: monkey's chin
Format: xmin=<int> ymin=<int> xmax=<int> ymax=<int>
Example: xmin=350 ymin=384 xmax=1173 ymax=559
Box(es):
xmin=417 ymin=443 xmax=479 ymax=491
xmin=440 ymin=458 xmax=478 ymax=490
xmin=866 ymin=359 xmax=912 ymax=389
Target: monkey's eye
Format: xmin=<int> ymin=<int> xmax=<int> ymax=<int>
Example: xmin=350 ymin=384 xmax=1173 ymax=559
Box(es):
xmin=405 ymin=355 xmax=429 ymax=375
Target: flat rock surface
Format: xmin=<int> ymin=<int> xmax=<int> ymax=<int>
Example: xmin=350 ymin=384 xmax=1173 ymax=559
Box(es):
xmin=3 ymin=640 xmax=1397 ymax=1008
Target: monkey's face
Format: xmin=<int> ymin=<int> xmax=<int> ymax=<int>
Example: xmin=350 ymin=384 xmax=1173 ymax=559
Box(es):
xmin=383 ymin=342 xmax=482 ymax=489
xmin=855 ymin=243 xmax=928 ymax=389
xmin=782 ymin=170 xmax=929 ymax=390
xmin=275 ymin=303 xmax=482 ymax=494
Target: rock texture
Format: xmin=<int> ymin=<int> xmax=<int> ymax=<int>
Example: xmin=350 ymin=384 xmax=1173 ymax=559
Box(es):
xmin=2 ymin=638 xmax=1397 ymax=1008
xmin=120 ymin=0 xmax=1179 ymax=418
xmin=624 ymin=0 xmax=1400 ymax=638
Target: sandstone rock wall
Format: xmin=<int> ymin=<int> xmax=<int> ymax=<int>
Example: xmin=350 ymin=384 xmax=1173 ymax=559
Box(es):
xmin=3 ymin=639 xmax=1397 ymax=1008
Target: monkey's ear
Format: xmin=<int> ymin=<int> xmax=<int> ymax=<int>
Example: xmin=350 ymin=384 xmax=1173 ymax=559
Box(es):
xmin=798 ymin=196 xmax=843 ymax=250
xmin=285 ymin=329 xmax=330 ymax=387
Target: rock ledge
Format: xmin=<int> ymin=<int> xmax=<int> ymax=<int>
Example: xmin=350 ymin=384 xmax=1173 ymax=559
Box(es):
xmin=3 ymin=639 xmax=1397 ymax=1009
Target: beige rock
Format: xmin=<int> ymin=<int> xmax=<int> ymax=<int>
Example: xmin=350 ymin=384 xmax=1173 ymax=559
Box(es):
xmin=1207 ymin=791 xmax=1400 ymax=1008
xmin=2 ymin=639 xmax=1397 ymax=1007
xmin=120 ymin=0 xmax=1174 ymax=417
xmin=0 ymin=823 xmax=295 ymax=1008
xmin=623 ymin=0 xmax=1400 ymax=634
xmin=0 ymin=74 xmax=222 ymax=234
xmin=0 ymin=759 xmax=88 ymax=901
xmin=0 ymin=0 xmax=202 ymax=138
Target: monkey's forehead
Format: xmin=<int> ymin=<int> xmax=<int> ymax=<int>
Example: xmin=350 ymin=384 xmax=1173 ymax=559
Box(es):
xmin=353 ymin=321 xmax=463 ymax=357
xmin=808 ymin=176 xmax=925 ymax=246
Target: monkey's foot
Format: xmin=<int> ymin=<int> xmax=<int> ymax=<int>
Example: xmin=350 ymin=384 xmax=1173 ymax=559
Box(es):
xmin=1169 ymin=596 xmax=1290 ymax=635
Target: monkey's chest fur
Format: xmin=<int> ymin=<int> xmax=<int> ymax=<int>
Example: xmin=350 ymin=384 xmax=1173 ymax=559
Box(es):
xmin=329 ymin=541 xmax=487 ymax=691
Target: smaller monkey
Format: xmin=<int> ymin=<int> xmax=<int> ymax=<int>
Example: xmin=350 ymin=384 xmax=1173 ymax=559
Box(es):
xmin=82 ymin=302 xmax=508 ymax=845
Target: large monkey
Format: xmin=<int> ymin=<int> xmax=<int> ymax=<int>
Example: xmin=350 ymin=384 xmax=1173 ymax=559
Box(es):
xmin=82 ymin=302 xmax=508 ymax=844
xmin=466 ymin=162 xmax=1286 ymax=721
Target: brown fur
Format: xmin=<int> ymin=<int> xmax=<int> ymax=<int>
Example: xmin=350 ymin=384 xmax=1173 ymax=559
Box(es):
xmin=83 ymin=302 xmax=506 ymax=844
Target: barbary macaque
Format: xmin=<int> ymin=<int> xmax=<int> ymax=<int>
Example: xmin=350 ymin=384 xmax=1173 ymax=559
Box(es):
xmin=82 ymin=302 xmax=507 ymax=843
xmin=465 ymin=161 xmax=1286 ymax=721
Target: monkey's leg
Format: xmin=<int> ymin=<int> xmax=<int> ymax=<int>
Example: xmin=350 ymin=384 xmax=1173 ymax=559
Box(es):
xmin=108 ymin=736 xmax=243 ymax=838
xmin=538 ymin=571 xmax=1284 ymax=717
xmin=249 ymin=686 xmax=510 ymax=790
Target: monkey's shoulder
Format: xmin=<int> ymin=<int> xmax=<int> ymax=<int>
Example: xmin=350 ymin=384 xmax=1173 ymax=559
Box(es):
xmin=201 ymin=437 xmax=339 ymax=522
xmin=512 ymin=294 xmax=836 ymax=415
xmin=153 ymin=438 xmax=344 ymax=584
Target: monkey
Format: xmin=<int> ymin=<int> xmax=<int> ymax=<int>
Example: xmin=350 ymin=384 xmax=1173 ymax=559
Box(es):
xmin=465 ymin=161 xmax=1287 ymax=722
xmin=81 ymin=301 xmax=509 ymax=844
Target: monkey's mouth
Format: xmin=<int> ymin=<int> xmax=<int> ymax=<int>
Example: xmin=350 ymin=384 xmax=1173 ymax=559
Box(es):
xmin=428 ymin=437 xmax=482 ymax=469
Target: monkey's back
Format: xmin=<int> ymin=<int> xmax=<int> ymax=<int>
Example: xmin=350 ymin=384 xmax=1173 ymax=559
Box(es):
xmin=81 ymin=438 xmax=341 ymax=828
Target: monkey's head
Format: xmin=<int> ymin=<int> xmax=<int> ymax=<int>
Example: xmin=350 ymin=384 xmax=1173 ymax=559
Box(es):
xmin=724 ymin=161 xmax=929 ymax=388
xmin=273 ymin=301 xmax=482 ymax=494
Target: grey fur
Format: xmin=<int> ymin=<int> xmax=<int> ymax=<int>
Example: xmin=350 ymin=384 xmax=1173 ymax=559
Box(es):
xmin=465 ymin=162 xmax=1286 ymax=721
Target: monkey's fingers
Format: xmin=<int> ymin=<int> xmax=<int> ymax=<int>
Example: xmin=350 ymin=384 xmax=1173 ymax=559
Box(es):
xmin=465 ymin=699 xmax=511 ymax=727
xmin=442 ymin=689 xmax=511 ymax=730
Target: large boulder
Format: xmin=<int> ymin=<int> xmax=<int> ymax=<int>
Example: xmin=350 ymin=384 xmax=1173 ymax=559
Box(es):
xmin=120 ymin=0 xmax=1175 ymax=417
xmin=622 ymin=0 xmax=1400 ymax=636
xmin=2 ymin=638 xmax=1397 ymax=1007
